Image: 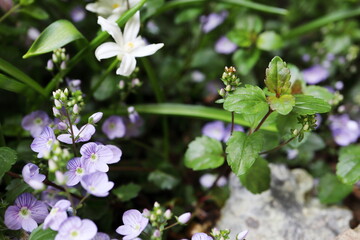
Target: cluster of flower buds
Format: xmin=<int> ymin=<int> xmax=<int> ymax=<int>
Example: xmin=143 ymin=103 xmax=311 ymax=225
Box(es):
xmin=52 ymin=88 xmax=84 ymax=122
xmin=43 ymin=140 xmax=71 ymax=172
xmin=219 ymin=66 xmax=241 ymax=98
xmin=46 ymin=48 xmax=69 ymax=72
xmin=211 ymin=228 xmax=231 ymax=240
xmin=118 ymin=78 xmax=142 ymax=97
xmin=291 ymin=114 xmax=317 ymax=142
xmin=329 ymin=91 xmax=344 ymax=106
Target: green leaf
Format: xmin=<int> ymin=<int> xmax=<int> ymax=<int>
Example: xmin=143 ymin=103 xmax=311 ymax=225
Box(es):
xmin=5 ymin=179 xmax=31 ymax=203
xmin=318 ymin=173 xmax=353 ymax=204
xmin=148 ymin=170 xmax=180 ymax=190
xmin=226 ymin=131 xmax=263 ymax=176
xmin=304 ymin=86 xmax=334 ymax=103
xmin=336 ymin=145 xmax=360 ymax=185
xmin=224 ymin=84 xmax=269 ymax=115
xmin=264 ymin=56 xmax=291 ymax=96
xmin=29 ymin=224 xmax=57 ymax=240
xmin=112 ymin=183 xmax=141 ymax=202
xmin=256 ymin=31 xmax=283 ymax=51
xmin=267 ymin=94 xmax=295 ymax=115
xmin=293 ymin=95 xmax=331 ymax=115
xmin=91 ymin=74 xmax=117 ymax=101
xmin=20 ymin=6 xmax=49 ymax=20
xmin=23 ymin=20 xmax=85 ymax=58
xmin=0 ymin=73 xmax=26 ymax=93
xmin=184 ymin=136 xmax=224 ymax=170
xmin=0 ymin=147 xmax=17 ymax=181
xmin=227 ymin=29 xmax=253 ymax=47
xmin=0 ymin=57 xmax=45 ymax=96
xmin=232 ymin=48 xmax=261 ymax=75
xmin=239 ymin=157 xmax=270 ymax=193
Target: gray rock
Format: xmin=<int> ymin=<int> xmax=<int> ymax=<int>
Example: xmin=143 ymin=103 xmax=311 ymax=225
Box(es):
xmin=217 ymin=164 xmax=352 ymax=240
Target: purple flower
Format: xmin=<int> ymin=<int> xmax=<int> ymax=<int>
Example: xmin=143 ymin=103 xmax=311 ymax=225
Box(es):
xmin=124 ymin=116 xmax=144 ymax=138
xmin=329 ymin=114 xmax=360 ymax=146
xmin=43 ymin=200 xmax=70 ymax=230
xmin=22 ymin=163 xmax=46 ymax=190
xmin=89 ymin=112 xmax=103 ymax=124
xmin=302 ymin=65 xmax=329 ymax=85
xmin=191 ymin=233 xmax=213 ymax=240
xmin=178 ymin=212 xmax=191 ymax=224
xmin=80 ymin=142 xmax=114 ymax=172
xmin=22 ymin=111 xmax=52 ymax=138
xmin=71 ymin=6 xmax=86 ymax=22
xmin=236 ymin=230 xmax=249 ymax=240
xmin=4 ymin=193 xmax=48 ymax=232
xmin=41 ymin=186 xmax=66 ymax=207
xmin=202 ymin=121 xmax=225 ymax=141
xmin=92 ymin=232 xmax=111 ymax=240
xmin=58 ymin=124 xmax=96 ymax=144
xmin=116 ymin=209 xmax=149 ymax=240
xmin=65 ymin=157 xmax=87 ymax=186
xmin=66 ymin=79 xmax=82 ymax=92
xmin=81 ymin=172 xmax=114 ymax=197
xmin=200 ymin=11 xmax=228 ymax=33
xmin=215 ymin=36 xmax=237 ymax=54
xmin=102 ymin=116 xmax=126 ymax=139
xmin=30 ymin=126 xmax=56 ymax=158
xmin=106 ymin=144 xmax=122 ymax=164
xmin=55 ymin=216 xmax=97 ymax=240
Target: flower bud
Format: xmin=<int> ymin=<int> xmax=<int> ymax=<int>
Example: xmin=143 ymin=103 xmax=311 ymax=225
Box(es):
xmin=52 ymin=54 xmax=58 ymax=63
xmin=54 ymin=99 xmax=62 ymax=109
xmin=303 ymin=124 xmax=309 ymax=131
xmin=73 ymin=104 xmax=79 ymax=114
xmin=60 ymin=61 xmax=66 ymax=70
xmin=46 ymin=60 xmax=54 ymax=71
xmin=154 ymin=202 xmax=160 ymax=208
xmin=236 ymin=230 xmax=249 ymax=240
xmin=88 ymin=112 xmax=103 ymax=124
xmin=55 ymin=171 xmax=66 ymax=185
xmin=60 ymin=92 xmax=67 ymax=101
xmin=153 ymin=229 xmax=161 ymax=237
xmin=48 ymin=160 xmax=57 ymax=172
xmin=219 ymin=88 xmax=226 ymax=97
xmin=57 ymin=122 xmax=67 ymax=130
xmin=225 ymin=85 xmax=231 ymax=92
xmin=119 ymin=80 xmax=125 ymax=89
xmin=164 ymin=209 xmax=172 ymax=219
xmin=64 ymin=88 xmax=69 ymax=96
xmin=142 ymin=208 xmax=150 ymax=218
xmin=53 ymin=107 xmax=61 ymax=118
xmin=177 ymin=212 xmax=191 ymax=224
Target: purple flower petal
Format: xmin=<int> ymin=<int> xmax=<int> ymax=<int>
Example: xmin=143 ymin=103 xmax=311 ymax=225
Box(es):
xmin=22 ymin=111 xmax=51 ymax=138
xmin=4 ymin=206 xmax=22 ymax=230
xmin=55 ymin=216 xmax=97 ymax=240
xmin=302 ymin=65 xmax=329 ymax=85
xmin=31 ymin=126 xmax=56 ymax=158
xmin=116 ymin=209 xmax=148 ymax=240
xmin=81 ymin=172 xmax=114 ymax=197
xmin=21 ymin=217 xmax=38 ymax=232
xmin=102 ymin=116 xmax=126 ymax=140
xmin=106 ymin=145 xmax=122 ymax=164
xmin=215 ymin=36 xmax=237 ymax=54
xmin=202 ymin=121 xmax=225 ymax=141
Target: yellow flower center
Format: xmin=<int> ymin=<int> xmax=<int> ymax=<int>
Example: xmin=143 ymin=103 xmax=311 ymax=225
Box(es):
xmin=112 ymin=3 xmax=120 ymax=9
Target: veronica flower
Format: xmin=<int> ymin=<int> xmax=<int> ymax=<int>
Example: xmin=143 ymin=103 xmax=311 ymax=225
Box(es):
xmin=92 ymin=232 xmax=111 ymax=240
xmin=31 ymin=126 xmax=56 ymax=158
xmin=95 ymin=12 xmax=164 ymax=76
xmin=215 ymin=36 xmax=237 ymax=54
xmin=191 ymin=233 xmax=213 ymax=240
xmin=302 ymin=65 xmax=329 ymax=85
xmin=65 ymin=157 xmax=87 ymax=186
xmin=43 ymin=200 xmax=70 ymax=231
xmin=22 ymin=163 xmax=46 ymax=190
xmin=200 ymin=11 xmax=228 ymax=33
xmin=22 ymin=110 xmax=52 ymax=138
xmin=106 ymin=144 xmax=122 ymax=164
xmin=4 ymin=193 xmax=48 ymax=232
xmin=116 ymin=209 xmax=149 ymax=240
xmin=55 ymin=216 xmax=97 ymax=240
xmin=202 ymin=121 xmax=225 ymax=141
xmin=66 ymin=79 xmax=82 ymax=92
xmin=86 ymin=0 xmax=140 ymax=22
xmin=41 ymin=186 xmax=66 ymax=207
xmin=329 ymin=114 xmax=360 ymax=146
xmin=71 ymin=6 xmax=86 ymax=22
xmin=124 ymin=115 xmax=144 ymax=138
xmin=102 ymin=116 xmax=126 ymax=139
xmin=81 ymin=172 xmax=114 ymax=197
xmin=57 ymin=124 xmax=96 ymax=144
xmin=80 ymin=142 xmax=114 ymax=172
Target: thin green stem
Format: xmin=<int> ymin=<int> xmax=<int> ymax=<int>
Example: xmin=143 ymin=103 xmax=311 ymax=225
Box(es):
xmin=64 ymin=186 xmax=75 ymax=212
xmin=163 ymin=222 xmax=180 ymax=231
xmin=64 ymin=107 xmax=77 ymax=156
xmin=0 ymin=4 xmax=21 ymax=23
xmin=76 ymin=193 xmax=90 ymax=210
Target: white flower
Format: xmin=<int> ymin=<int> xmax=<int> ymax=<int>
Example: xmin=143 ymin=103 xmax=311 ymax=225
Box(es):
xmin=95 ymin=12 xmax=164 ymax=76
xmin=86 ymin=0 xmax=140 ymax=22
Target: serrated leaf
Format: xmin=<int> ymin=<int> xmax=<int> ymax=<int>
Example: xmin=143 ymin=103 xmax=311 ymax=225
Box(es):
xmin=239 ymin=157 xmax=270 ymax=194
xmin=23 ymin=20 xmax=85 ymax=58
xmin=336 ymin=145 xmax=360 ymax=185
xmin=264 ymin=56 xmax=291 ymax=96
xmin=112 ymin=183 xmax=141 ymax=202
xmin=232 ymin=48 xmax=261 ymax=75
xmin=29 ymin=224 xmax=57 ymax=240
xmin=226 ymin=131 xmax=263 ymax=176
xmin=318 ymin=173 xmax=353 ymax=204
xmin=184 ymin=136 xmax=224 ymax=170
xmin=267 ymin=94 xmax=295 ymax=115
xmin=0 ymin=147 xmax=17 ymax=180
xmin=148 ymin=170 xmax=179 ymax=190
xmin=224 ymin=84 xmax=268 ymax=115
xmin=293 ymin=95 xmax=331 ymax=115
xmin=256 ymin=31 xmax=283 ymax=51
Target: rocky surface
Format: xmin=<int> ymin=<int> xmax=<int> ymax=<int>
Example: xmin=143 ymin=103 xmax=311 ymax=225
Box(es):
xmin=217 ymin=164 xmax=352 ymax=240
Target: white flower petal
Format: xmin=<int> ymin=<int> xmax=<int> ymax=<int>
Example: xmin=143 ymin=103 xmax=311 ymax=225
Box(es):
xmin=124 ymin=11 xmax=140 ymax=43
xmin=97 ymin=16 xmax=124 ymax=45
xmin=95 ymin=42 xmax=122 ymax=61
xmin=116 ymin=54 xmax=136 ymax=76
xmin=131 ymin=43 xmax=164 ymax=57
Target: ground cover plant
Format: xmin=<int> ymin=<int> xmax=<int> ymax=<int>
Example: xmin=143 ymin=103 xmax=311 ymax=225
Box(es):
xmin=1 ymin=0 xmax=360 ymax=239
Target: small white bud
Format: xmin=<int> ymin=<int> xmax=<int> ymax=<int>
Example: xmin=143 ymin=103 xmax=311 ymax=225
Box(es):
xmin=46 ymin=60 xmax=54 ymax=71
xmin=88 ymin=112 xmax=103 ymax=124
xmin=60 ymin=61 xmax=66 ymax=70
xmin=53 ymin=107 xmax=61 ymax=118
xmin=164 ymin=209 xmax=172 ymax=219
xmin=57 ymin=122 xmax=67 ymax=130
xmin=73 ymin=104 xmax=79 ymax=114
xmin=52 ymin=54 xmax=58 ymax=63
xmin=142 ymin=209 xmax=150 ymax=218
xmin=236 ymin=230 xmax=249 ymax=240
xmin=119 ymin=80 xmax=125 ymax=89
xmin=60 ymin=92 xmax=67 ymax=101
xmin=154 ymin=202 xmax=160 ymax=208
xmin=48 ymin=160 xmax=57 ymax=172
xmin=64 ymin=88 xmax=69 ymax=96
xmin=55 ymin=171 xmax=66 ymax=185
xmin=303 ymin=124 xmax=309 ymax=131
xmin=54 ymin=99 xmax=62 ymax=109
xmin=177 ymin=212 xmax=191 ymax=224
